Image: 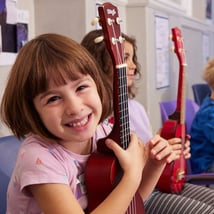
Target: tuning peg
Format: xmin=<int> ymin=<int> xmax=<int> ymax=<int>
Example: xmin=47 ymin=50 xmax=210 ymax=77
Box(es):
xmin=119 ymin=36 xmax=124 ymax=43
xmin=169 ymin=34 xmax=172 ymax=40
xmin=116 ymin=17 xmax=123 ymax=24
xmin=91 ymin=17 xmax=99 ymax=26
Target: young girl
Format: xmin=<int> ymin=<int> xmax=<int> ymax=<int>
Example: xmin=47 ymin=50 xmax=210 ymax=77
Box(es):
xmin=1 ymin=33 xmax=174 ymax=213
xmin=81 ymin=29 xmax=214 ymax=213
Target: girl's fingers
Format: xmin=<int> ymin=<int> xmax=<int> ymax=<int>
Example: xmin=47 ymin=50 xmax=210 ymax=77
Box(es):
xmin=105 ymin=138 xmax=124 ymax=156
xmin=168 ymin=138 xmax=181 ymax=145
xmin=166 ymin=152 xmax=179 ymax=163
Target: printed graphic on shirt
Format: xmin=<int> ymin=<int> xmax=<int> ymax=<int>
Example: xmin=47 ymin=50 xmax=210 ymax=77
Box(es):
xmin=75 ymin=173 xmax=87 ymax=199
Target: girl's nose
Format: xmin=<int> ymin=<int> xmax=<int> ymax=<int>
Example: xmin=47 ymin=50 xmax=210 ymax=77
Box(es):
xmin=130 ymin=61 xmax=136 ymax=70
xmin=127 ymin=59 xmax=136 ymax=71
xmin=64 ymin=96 xmax=82 ymax=115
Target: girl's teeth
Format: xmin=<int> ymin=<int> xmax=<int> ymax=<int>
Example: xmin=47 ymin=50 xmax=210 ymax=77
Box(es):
xmin=71 ymin=117 xmax=88 ymax=127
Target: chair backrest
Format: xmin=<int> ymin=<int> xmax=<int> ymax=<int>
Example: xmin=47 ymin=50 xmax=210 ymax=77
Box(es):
xmin=192 ymin=83 xmax=211 ymax=105
xmin=0 ymin=135 xmax=22 ymax=214
xmin=159 ymin=99 xmax=199 ymax=134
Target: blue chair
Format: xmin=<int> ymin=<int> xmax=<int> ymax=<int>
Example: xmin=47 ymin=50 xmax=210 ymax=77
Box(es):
xmin=0 ymin=135 xmax=22 ymax=214
xmin=192 ymin=83 xmax=211 ymax=106
xmin=185 ymin=160 xmax=214 ymax=185
xmin=159 ymin=99 xmax=199 ymax=134
xmin=159 ymin=99 xmax=214 ymax=186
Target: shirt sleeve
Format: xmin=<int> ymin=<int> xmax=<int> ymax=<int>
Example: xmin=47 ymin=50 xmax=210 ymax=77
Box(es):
xmin=15 ymin=141 xmax=71 ymax=192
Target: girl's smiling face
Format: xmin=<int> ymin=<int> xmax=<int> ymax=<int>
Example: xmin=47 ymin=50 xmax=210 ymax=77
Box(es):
xmin=124 ymin=41 xmax=137 ymax=87
xmin=33 ymin=74 xmax=102 ymax=151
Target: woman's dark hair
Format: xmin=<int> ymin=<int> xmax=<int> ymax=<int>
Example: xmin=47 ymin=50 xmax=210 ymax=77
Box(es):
xmin=81 ymin=29 xmax=141 ymax=98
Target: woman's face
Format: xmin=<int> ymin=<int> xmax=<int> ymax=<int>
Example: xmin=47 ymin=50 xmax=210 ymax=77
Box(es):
xmin=124 ymin=41 xmax=137 ymax=87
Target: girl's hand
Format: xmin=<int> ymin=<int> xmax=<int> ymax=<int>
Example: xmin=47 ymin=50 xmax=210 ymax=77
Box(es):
xmin=168 ymin=135 xmax=191 ymax=159
xmin=146 ymin=134 xmax=177 ymax=166
xmin=157 ymin=128 xmax=191 ymax=159
xmin=105 ymin=133 xmax=145 ymax=185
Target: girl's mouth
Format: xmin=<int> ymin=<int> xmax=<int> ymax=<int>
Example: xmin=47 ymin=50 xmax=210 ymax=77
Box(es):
xmin=66 ymin=116 xmax=89 ymax=128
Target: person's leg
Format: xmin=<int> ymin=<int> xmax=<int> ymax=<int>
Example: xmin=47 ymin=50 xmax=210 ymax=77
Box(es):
xmin=181 ymin=183 xmax=214 ymax=205
xmin=145 ymin=185 xmax=214 ymax=214
xmin=205 ymin=163 xmax=214 ymax=189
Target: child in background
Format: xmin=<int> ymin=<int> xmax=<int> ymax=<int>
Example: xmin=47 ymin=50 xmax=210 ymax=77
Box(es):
xmin=190 ymin=58 xmax=214 ymax=174
xmin=81 ymin=29 xmax=214 ymax=213
xmin=1 ymin=33 xmax=174 ymax=213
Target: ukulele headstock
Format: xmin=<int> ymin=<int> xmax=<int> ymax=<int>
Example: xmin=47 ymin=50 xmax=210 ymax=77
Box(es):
xmin=98 ymin=2 xmax=124 ymax=66
xmin=171 ymin=27 xmax=187 ymax=67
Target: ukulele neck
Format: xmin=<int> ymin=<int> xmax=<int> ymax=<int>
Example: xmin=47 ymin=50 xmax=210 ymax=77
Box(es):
xmin=113 ymin=65 xmax=130 ymax=149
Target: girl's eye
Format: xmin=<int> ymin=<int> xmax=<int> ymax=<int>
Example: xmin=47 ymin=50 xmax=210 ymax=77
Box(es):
xmin=47 ymin=96 xmax=61 ymax=104
xmin=77 ymin=85 xmax=88 ymax=91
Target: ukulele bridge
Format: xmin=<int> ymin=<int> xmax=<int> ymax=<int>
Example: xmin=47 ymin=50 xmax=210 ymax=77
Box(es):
xmin=176 ymin=169 xmax=185 ymax=181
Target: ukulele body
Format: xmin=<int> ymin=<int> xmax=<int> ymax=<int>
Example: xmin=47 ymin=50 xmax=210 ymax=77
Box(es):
xmin=156 ymin=118 xmax=186 ymax=193
xmin=85 ymin=152 xmax=144 ymax=213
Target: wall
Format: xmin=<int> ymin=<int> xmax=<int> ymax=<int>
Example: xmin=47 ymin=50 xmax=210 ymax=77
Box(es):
xmin=126 ymin=0 xmax=214 ymax=133
xmin=34 ymin=0 xmax=86 ymax=42
xmin=34 ymin=0 xmax=127 ymax=43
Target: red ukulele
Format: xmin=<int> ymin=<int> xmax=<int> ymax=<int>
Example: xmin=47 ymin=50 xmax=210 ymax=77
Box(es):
xmin=156 ymin=27 xmax=187 ymax=193
xmin=85 ymin=2 xmax=144 ymax=213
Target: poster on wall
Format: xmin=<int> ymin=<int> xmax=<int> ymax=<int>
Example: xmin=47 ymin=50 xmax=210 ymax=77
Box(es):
xmin=16 ymin=22 xmax=28 ymax=51
xmin=202 ymin=33 xmax=210 ymax=65
xmin=16 ymin=9 xmax=29 ymax=51
xmin=0 ymin=0 xmax=29 ymax=65
xmin=0 ymin=0 xmax=6 ymax=52
xmin=206 ymin=0 xmax=212 ymax=20
xmin=0 ymin=25 xmax=2 ymax=51
xmin=155 ymin=15 xmax=170 ymax=89
xmin=205 ymin=0 xmax=213 ymax=24
xmin=2 ymin=0 xmax=17 ymax=52
xmin=0 ymin=0 xmax=29 ymax=52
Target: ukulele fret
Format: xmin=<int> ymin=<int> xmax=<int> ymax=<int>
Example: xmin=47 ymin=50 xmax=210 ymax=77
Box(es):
xmin=118 ymin=67 xmax=130 ymax=149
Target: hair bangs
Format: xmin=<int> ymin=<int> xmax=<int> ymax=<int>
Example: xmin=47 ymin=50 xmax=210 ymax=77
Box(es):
xmin=27 ymin=51 xmax=90 ymax=100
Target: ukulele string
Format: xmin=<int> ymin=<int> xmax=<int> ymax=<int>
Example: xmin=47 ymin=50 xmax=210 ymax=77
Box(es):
xmin=111 ymin=23 xmax=130 ymax=150
xmin=120 ymin=66 xmax=130 ymax=149
xmin=127 ymin=196 xmax=137 ymax=214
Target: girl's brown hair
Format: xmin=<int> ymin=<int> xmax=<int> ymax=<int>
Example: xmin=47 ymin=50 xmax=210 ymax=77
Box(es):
xmin=0 ymin=33 xmax=112 ymax=139
xmin=81 ymin=29 xmax=141 ymax=98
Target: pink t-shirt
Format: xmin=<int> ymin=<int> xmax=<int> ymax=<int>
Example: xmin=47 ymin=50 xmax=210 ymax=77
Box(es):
xmin=6 ymin=124 xmax=111 ymax=214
